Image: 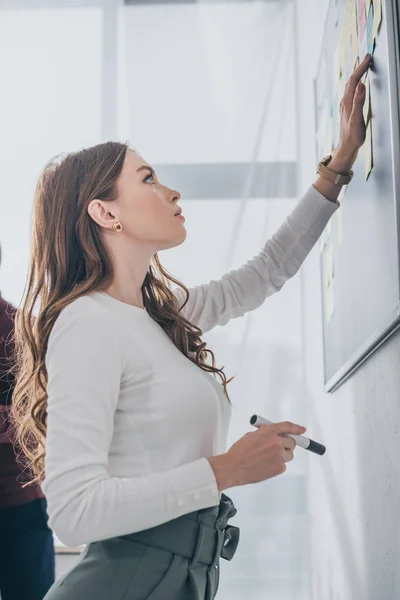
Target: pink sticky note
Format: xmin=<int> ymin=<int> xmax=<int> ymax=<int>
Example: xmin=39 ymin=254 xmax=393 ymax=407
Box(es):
xmin=358 ymin=0 xmax=367 ymax=38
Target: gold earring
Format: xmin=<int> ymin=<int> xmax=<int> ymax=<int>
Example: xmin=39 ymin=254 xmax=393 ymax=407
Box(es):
xmin=113 ymin=221 xmax=122 ymax=232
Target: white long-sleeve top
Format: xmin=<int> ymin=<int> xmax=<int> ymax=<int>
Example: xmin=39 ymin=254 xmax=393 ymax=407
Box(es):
xmin=41 ymin=184 xmax=338 ymax=547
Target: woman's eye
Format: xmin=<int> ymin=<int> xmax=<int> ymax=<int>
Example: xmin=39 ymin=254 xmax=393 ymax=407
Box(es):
xmin=145 ymin=173 xmax=155 ymax=184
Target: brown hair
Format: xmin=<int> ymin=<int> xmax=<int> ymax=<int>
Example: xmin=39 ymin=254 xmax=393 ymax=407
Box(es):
xmin=9 ymin=141 xmax=235 ymax=487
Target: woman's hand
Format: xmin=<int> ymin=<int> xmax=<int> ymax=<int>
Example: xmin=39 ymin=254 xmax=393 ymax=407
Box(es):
xmin=207 ymin=421 xmax=306 ymax=491
xmin=336 ymin=53 xmax=373 ymax=158
xmin=314 ymin=53 xmax=373 ymax=202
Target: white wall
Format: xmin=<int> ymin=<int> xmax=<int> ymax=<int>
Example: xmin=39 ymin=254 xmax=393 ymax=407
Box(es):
xmin=118 ymin=1 xmax=296 ymax=165
xmin=0 ymin=6 xmax=104 ymax=304
xmin=295 ymin=1 xmax=400 ymax=599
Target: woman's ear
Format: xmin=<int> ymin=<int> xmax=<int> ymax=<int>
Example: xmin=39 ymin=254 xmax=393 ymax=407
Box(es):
xmin=87 ymin=199 xmax=117 ymax=230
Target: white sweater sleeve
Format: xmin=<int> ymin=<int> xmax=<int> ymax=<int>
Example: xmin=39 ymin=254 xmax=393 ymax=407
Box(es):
xmin=174 ymin=184 xmax=338 ymax=333
xmin=42 ymin=304 xmax=220 ymax=547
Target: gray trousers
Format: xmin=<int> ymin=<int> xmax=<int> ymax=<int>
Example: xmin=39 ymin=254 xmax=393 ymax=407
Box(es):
xmin=43 ymin=493 xmax=240 ymax=600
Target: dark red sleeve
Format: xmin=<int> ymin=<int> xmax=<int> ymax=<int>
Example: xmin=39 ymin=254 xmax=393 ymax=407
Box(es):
xmin=0 ymin=306 xmax=16 ymax=406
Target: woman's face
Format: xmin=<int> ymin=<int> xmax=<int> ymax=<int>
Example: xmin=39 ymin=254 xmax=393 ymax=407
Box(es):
xmin=112 ymin=149 xmax=186 ymax=251
xmin=89 ymin=148 xmax=186 ymax=252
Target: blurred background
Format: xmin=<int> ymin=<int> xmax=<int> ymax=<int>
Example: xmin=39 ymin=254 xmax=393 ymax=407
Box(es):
xmin=1 ymin=1 xmax=398 ymax=600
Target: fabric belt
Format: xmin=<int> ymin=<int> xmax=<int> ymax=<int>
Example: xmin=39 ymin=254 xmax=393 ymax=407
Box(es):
xmin=118 ymin=492 xmax=240 ymax=570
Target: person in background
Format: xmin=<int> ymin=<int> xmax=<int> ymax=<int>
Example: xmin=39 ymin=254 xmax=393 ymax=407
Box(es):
xmin=0 ymin=243 xmax=55 ymax=600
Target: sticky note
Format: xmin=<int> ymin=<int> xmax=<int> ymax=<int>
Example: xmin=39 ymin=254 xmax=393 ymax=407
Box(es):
xmin=337 ymin=204 xmax=344 ymax=246
xmin=337 ymin=186 xmax=346 ymax=205
xmin=366 ymin=4 xmax=375 ymax=55
xmin=365 ymin=120 xmax=373 ymax=180
xmin=325 ymin=281 xmax=335 ymax=323
xmin=359 ymin=24 xmax=368 ymax=62
xmin=326 ymin=218 xmax=332 ymax=239
xmin=337 ymin=74 xmax=346 ymax=106
xmin=372 ymin=0 xmax=382 ymax=40
xmin=320 ymin=222 xmax=331 ymax=253
xmin=325 ymin=245 xmax=334 ymax=288
xmin=351 ymin=3 xmax=359 ymax=67
xmin=319 ymin=232 xmax=326 ymax=254
xmin=342 ymin=33 xmax=354 ymax=85
xmin=358 ymin=0 xmax=367 ymax=39
xmin=324 ymin=118 xmax=334 ymax=156
xmin=333 ymin=46 xmax=341 ymax=81
xmin=317 ymin=101 xmax=331 ymax=158
xmin=332 ymin=49 xmax=342 ymax=147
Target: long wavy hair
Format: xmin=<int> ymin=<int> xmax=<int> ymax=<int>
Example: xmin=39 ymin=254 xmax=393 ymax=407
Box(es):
xmin=9 ymin=141 xmax=235 ymax=487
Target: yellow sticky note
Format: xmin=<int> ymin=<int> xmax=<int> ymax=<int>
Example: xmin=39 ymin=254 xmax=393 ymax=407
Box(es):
xmin=337 ymin=74 xmax=346 ymax=105
xmin=337 ymin=204 xmax=344 ymax=246
xmin=363 ymin=71 xmax=371 ymax=124
xmin=365 ymin=120 xmax=373 ymax=180
xmin=324 ymin=118 xmax=334 ymax=156
xmin=366 ymin=0 xmax=372 ymax=13
xmin=333 ymin=47 xmax=341 ymax=80
xmin=337 ymin=186 xmax=346 ymax=205
xmin=319 ymin=232 xmax=326 ymax=254
xmin=326 ymin=218 xmax=332 ymax=239
xmin=351 ymin=4 xmax=359 ymax=67
xmin=372 ymin=0 xmax=383 ymax=40
xmin=325 ymin=245 xmax=334 ymax=288
xmin=325 ymin=281 xmax=335 ymax=323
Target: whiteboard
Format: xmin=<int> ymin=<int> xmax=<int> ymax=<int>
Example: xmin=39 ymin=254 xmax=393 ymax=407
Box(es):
xmin=314 ymin=0 xmax=400 ymax=391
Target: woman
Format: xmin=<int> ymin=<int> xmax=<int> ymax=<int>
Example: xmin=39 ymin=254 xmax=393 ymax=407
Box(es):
xmin=10 ymin=54 xmax=372 ymax=600
xmin=0 ymin=258 xmax=55 ymax=600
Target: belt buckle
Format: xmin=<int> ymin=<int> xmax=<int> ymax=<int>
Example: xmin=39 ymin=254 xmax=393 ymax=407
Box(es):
xmin=209 ymin=524 xmax=240 ymax=571
xmin=220 ymin=525 xmax=240 ymax=561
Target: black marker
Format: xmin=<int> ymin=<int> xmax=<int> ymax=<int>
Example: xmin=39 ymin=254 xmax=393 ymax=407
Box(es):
xmin=249 ymin=414 xmax=326 ymax=456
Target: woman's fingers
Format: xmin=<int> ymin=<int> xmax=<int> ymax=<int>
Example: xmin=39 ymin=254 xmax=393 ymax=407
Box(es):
xmin=280 ymin=435 xmax=296 ymax=451
xmin=344 ymin=54 xmax=372 ymax=102
xmin=351 ymin=81 xmax=366 ymax=122
xmin=338 ymin=53 xmax=372 ymax=149
xmin=283 ymin=449 xmax=294 ymax=463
